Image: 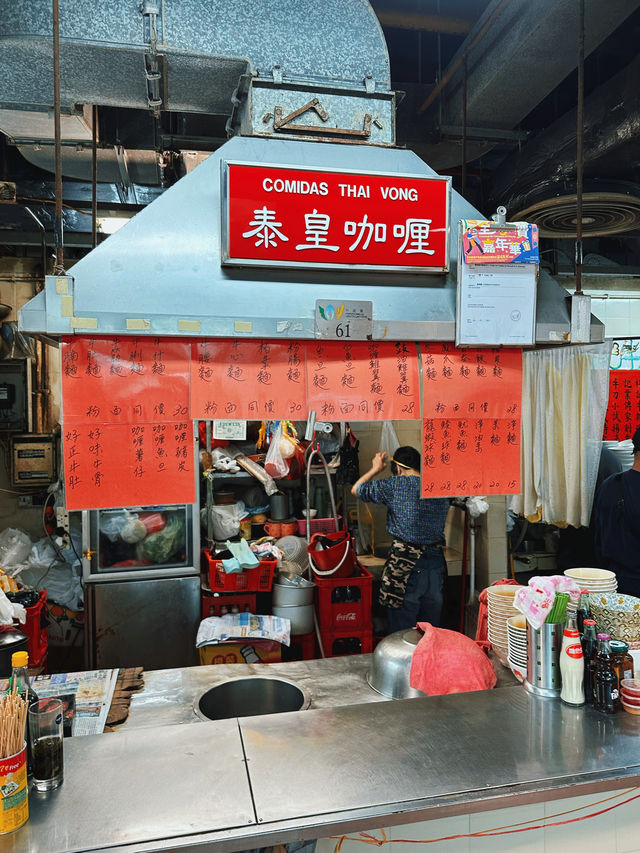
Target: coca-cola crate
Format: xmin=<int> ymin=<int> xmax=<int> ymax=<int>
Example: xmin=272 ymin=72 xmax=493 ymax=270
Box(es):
xmin=319 ymin=627 xmax=373 ymax=658
xmin=315 ymin=565 xmax=373 ymax=632
xmin=201 ymin=591 xmax=257 ymax=619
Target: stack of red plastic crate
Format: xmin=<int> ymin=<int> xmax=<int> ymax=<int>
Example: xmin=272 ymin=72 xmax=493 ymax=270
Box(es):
xmin=315 ymin=564 xmax=373 ymax=656
xmin=19 ymin=590 xmax=48 ymax=670
xmin=200 ymin=550 xmax=275 ymax=619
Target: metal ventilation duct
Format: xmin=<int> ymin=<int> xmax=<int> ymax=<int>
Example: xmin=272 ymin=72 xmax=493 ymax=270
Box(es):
xmin=0 ymin=0 xmax=391 ymax=114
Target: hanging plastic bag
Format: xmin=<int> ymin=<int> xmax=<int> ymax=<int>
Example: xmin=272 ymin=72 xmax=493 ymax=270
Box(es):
xmin=206 ymin=502 xmax=246 ymax=541
xmin=264 ymin=423 xmax=291 ymax=479
xmin=0 ymin=528 xmax=32 ymax=568
xmin=378 ymin=421 xmax=400 ymax=458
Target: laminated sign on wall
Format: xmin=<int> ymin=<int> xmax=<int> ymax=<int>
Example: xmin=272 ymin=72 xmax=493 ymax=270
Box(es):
xmin=456 ymin=220 xmax=538 ymax=347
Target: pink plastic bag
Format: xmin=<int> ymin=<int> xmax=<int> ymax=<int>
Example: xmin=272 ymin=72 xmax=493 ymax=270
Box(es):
xmin=409 ymin=622 xmax=497 ymax=696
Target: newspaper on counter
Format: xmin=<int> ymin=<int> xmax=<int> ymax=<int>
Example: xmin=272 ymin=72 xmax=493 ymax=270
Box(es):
xmin=0 ymin=669 xmax=119 ymax=737
xmin=196 ymin=613 xmax=291 ymax=648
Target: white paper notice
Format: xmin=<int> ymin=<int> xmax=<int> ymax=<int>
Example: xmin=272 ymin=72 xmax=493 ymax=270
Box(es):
xmin=457 ymin=262 xmax=536 ymax=346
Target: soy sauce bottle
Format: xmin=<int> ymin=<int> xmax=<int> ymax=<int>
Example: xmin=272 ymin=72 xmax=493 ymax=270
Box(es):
xmin=595 ymin=634 xmax=620 ymax=714
xmin=10 ymin=651 xmax=38 ymax=773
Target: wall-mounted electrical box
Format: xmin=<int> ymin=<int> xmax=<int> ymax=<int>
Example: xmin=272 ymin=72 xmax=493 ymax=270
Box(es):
xmin=11 ymin=434 xmax=56 ymax=486
xmin=0 ymin=360 xmax=31 ymax=432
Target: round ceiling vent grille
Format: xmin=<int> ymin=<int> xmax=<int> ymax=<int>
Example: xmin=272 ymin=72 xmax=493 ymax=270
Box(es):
xmin=513 ymin=192 xmax=640 ymax=237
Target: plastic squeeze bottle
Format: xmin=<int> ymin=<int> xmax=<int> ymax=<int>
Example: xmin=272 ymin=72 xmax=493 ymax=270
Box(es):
xmin=559 ymin=613 xmax=585 ymax=706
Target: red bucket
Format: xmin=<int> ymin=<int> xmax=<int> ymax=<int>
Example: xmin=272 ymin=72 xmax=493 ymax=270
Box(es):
xmin=307 ymin=531 xmax=356 ymax=578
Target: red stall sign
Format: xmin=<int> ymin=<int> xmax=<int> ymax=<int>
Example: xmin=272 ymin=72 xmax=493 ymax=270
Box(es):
xmin=63 ymin=422 xmax=195 ymax=510
xmin=422 ymin=417 xmax=521 ymax=498
xmin=603 ymin=370 xmax=640 ymax=441
xmin=190 ymin=339 xmax=308 ymax=420
xmin=61 ymin=336 xmax=191 ymax=423
xmin=223 ymin=163 xmax=450 ymax=272
xmin=306 ymin=340 xmax=421 ymax=421
xmin=421 ymin=344 xmax=522 ymax=419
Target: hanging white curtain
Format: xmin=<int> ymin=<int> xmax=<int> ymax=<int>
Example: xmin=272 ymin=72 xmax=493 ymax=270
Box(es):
xmin=510 ymin=342 xmax=611 ymax=527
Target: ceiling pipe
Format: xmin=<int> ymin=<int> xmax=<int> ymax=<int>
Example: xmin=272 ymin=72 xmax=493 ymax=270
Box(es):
xmin=417 ymin=0 xmax=511 ymax=114
xmin=574 ymin=0 xmax=585 ymax=295
xmin=52 ymin=0 xmax=64 ymax=273
xmin=375 ymin=10 xmax=473 ymax=35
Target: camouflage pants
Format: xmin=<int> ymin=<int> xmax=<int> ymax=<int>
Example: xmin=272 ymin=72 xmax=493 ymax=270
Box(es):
xmin=378 ymin=539 xmax=424 ymax=609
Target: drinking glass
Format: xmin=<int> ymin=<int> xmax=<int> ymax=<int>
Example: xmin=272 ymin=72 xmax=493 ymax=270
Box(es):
xmin=28 ymin=699 xmax=64 ymax=792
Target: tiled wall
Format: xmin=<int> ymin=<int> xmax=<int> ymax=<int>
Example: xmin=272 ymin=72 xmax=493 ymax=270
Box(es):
xmin=316 ymin=785 xmax=640 ymax=853
xmin=586 ymin=290 xmax=640 ymax=338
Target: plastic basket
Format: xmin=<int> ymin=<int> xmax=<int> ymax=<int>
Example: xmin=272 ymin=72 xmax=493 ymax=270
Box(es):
xmin=296 ymin=516 xmax=342 ymax=537
xmin=15 ymin=589 xmax=47 ymax=667
xmin=204 ymin=551 xmax=276 ymax=592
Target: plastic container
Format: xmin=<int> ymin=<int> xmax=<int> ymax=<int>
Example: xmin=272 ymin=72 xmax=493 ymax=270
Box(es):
xmin=315 ymin=566 xmax=373 ymax=632
xmin=296 ymin=517 xmax=341 ymax=537
xmin=12 ymin=589 xmax=47 ymax=668
xmin=620 ymin=691 xmax=640 ymax=707
xmin=621 ymin=700 xmax=640 ymax=716
xmin=204 ymin=551 xmax=276 ymax=592
xmin=620 ymin=678 xmax=640 ymax=697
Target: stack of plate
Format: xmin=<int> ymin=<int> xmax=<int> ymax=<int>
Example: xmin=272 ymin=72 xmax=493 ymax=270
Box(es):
xmin=602 ymin=439 xmax=635 ymax=471
xmin=507 ymin=614 xmax=527 ymax=681
xmin=487 ymin=585 xmax=524 ymax=666
xmin=564 ymin=567 xmax=617 ymax=594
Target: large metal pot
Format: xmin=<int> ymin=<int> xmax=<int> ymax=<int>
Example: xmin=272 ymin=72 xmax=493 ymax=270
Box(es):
xmin=272 ymin=576 xmax=315 ymax=607
xmin=367 ymin=628 xmax=427 ymax=700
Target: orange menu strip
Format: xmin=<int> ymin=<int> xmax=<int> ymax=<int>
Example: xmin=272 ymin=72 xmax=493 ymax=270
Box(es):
xmin=306 ymin=340 xmax=420 ymax=420
xmin=61 ymin=336 xmax=191 ymax=423
xmin=603 ymin=370 xmax=640 ymax=441
xmin=63 ymin=422 xmax=195 ymax=510
xmin=421 ymin=417 xmax=521 ymax=498
xmin=421 ymin=343 xmax=522 ymax=419
xmin=190 ymin=339 xmax=307 ymax=420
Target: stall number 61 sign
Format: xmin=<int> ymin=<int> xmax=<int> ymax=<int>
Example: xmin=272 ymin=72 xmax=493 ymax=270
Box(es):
xmin=314 ymin=300 xmax=373 ymax=340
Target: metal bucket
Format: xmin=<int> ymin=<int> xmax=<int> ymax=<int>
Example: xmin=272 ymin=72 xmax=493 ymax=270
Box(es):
xmin=524 ymin=622 xmax=563 ymax=698
xmin=194 ymin=676 xmax=311 ymax=721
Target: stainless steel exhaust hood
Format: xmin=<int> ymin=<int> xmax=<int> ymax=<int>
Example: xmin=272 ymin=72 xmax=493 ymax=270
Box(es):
xmin=18 ymin=135 xmax=604 ymax=344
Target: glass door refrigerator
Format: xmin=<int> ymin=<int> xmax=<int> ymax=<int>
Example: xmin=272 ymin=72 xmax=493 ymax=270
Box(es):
xmin=81 ymin=503 xmax=200 ymax=670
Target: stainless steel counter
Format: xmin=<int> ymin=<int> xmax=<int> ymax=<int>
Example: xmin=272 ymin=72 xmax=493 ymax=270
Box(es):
xmin=125 ymin=651 xmax=517 ymax=729
xmin=4 ymin=659 xmax=640 ymax=853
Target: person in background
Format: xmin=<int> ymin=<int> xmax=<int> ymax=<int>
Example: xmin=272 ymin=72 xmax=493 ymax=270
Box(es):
xmin=592 ymin=425 xmax=640 ymax=596
xmin=351 ymin=446 xmax=450 ymax=633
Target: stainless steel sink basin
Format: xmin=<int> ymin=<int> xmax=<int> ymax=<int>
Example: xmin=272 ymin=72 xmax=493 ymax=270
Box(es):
xmin=194 ymin=676 xmax=311 ymax=721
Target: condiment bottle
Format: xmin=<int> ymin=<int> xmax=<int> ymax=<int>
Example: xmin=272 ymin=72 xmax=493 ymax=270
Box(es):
xmin=581 ymin=619 xmax=598 ymax=704
xmin=577 ymin=589 xmax=591 ymax=635
xmin=559 ymin=613 xmax=585 ymax=706
xmin=10 ymin=651 xmax=38 ymax=773
xmin=595 ymin=634 xmax=620 ymax=714
xmin=610 ymin=639 xmax=634 ymax=695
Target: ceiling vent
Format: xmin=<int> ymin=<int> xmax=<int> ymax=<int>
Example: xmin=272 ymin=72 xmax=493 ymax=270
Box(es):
xmin=513 ymin=188 xmax=640 ymax=238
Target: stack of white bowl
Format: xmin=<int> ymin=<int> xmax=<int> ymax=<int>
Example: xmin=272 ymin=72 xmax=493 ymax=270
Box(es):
xmin=487 ymin=585 xmax=524 ymax=666
xmin=602 ymin=439 xmax=635 ymax=471
xmin=506 ymin=615 xmax=527 ymax=682
xmin=563 ymin=567 xmax=617 ymax=594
